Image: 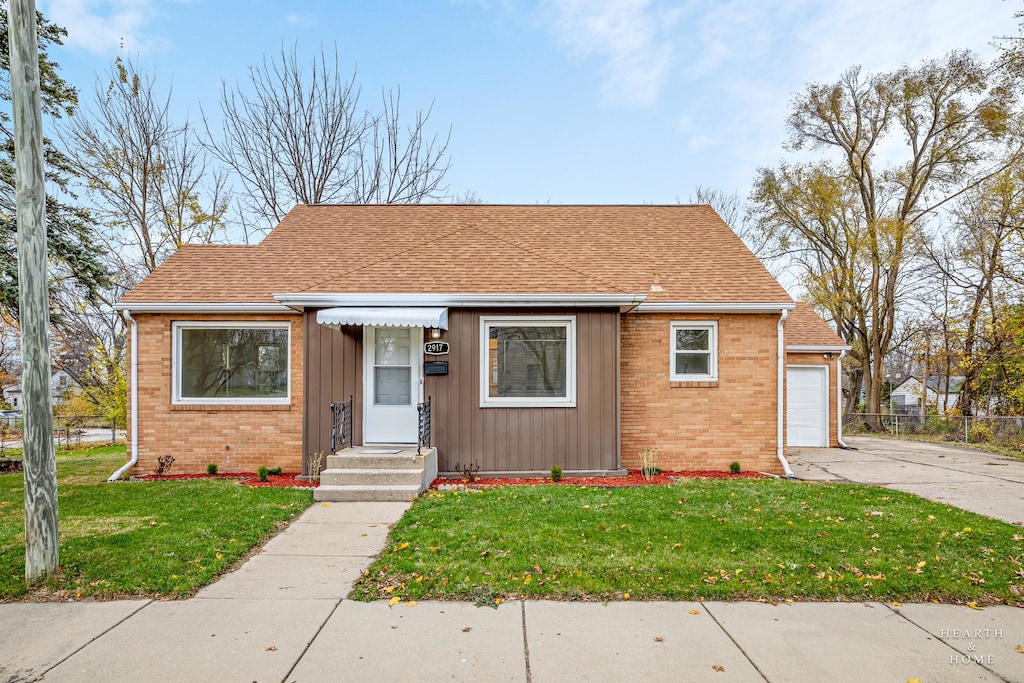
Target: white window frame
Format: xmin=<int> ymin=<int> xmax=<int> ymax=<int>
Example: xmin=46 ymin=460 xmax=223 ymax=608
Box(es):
xmin=670 ymin=321 xmax=718 ymax=382
xmin=172 ymin=321 xmax=291 ymax=405
xmin=480 ymin=315 xmax=576 ymax=408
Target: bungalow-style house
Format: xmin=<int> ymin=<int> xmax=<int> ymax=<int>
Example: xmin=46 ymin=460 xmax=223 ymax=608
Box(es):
xmin=2 ymin=370 xmax=76 ymax=411
xmin=890 ymin=375 xmax=964 ymax=416
xmin=113 ymin=205 xmax=849 ymax=498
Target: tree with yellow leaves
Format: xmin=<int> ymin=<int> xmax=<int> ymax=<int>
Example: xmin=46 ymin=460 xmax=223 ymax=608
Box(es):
xmin=751 ymin=50 xmax=1023 ymax=423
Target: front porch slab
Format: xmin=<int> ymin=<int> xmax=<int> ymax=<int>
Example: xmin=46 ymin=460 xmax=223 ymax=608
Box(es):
xmin=315 ymin=447 xmax=437 ymax=502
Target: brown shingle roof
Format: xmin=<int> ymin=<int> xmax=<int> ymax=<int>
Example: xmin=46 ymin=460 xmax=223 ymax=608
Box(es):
xmin=787 ymin=301 xmax=848 ymax=348
xmin=120 ymin=205 xmax=793 ymax=305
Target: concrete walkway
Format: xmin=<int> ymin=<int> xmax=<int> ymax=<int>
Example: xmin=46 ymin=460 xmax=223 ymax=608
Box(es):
xmin=789 ymin=435 xmax=1024 ymax=525
xmin=1 ymin=450 xmax=1022 ymax=682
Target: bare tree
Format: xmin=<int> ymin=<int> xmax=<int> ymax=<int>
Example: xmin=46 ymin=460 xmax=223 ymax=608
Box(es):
xmin=688 ymin=186 xmax=776 ymax=261
xmin=206 ymin=45 xmax=451 ymax=233
xmin=349 ymin=88 xmax=450 ymax=204
xmin=924 ymin=169 xmax=1024 ymax=415
xmin=62 ymin=57 xmax=228 ymax=276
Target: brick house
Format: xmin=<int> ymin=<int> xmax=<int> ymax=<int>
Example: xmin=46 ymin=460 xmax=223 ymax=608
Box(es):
xmin=113 ymin=205 xmax=849 ymax=494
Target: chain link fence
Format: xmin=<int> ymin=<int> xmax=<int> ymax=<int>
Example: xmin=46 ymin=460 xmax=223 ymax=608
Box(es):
xmin=843 ymin=413 xmax=1024 ymax=451
xmin=0 ymin=414 xmax=125 ymax=456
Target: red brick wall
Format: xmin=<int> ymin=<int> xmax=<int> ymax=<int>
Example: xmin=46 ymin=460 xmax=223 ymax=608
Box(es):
xmin=620 ymin=312 xmax=783 ymax=474
xmin=127 ymin=313 xmax=304 ymax=474
xmin=786 ymin=352 xmax=841 ymax=448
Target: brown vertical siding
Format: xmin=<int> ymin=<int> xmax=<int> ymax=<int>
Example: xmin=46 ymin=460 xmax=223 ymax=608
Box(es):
xmin=423 ymin=308 xmax=620 ymax=475
xmin=303 ymin=313 xmax=362 ymax=472
xmin=301 ymin=307 xmax=619 ymax=474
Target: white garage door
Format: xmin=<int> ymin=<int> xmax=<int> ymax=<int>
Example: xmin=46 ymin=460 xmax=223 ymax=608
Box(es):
xmin=787 ymin=366 xmax=828 ymax=447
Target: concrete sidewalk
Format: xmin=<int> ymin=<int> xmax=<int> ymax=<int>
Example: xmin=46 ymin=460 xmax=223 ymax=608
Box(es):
xmin=789 ymin=435 xmax=1024 ymax=525
xmin=2 ymin=486 xmax=1023 ymax=681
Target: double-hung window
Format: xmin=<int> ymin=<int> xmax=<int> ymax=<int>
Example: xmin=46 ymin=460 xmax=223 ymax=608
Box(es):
xmin=173 ymin=322 xmax=290 ymax=404
xmin=481 ymin=316 xmax=576 ymax=407
xmin=670 ymin=321 xmax=717 ymax=381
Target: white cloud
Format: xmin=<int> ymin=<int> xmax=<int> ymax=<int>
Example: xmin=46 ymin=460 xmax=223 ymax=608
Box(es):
xmin=42 ymin=0 xmax=170 ymax=55
xmin=542 ymin=0 xmax=683 ymax=106
xmin=285 ymin=13 xmax=315 ymax=27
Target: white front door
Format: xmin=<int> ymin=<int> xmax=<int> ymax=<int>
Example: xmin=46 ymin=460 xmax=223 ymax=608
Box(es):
xmin=364 ymin=326 xmax=422 ymax=443
xmin=787 ymin=365 xmax=829 ymax=447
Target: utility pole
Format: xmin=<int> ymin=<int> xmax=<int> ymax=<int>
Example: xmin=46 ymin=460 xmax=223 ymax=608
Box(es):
xmin=11 ymin=0 xmax=59 ymax=582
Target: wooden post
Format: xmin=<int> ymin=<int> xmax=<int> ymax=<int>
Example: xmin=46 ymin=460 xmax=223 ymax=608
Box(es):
xmin=11 ymin=0 xmax=59 ymax=582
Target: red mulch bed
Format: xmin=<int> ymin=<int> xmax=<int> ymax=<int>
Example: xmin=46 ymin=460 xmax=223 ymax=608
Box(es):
xmin=430 ymin=469 xmax=769 ymax=489
xmin=131 ymin=469 xmax=769 ymax=489
xmin=130 ymin=472 xmax=316 ymax=488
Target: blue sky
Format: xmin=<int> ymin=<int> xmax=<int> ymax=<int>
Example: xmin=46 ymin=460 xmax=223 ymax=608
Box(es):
xmin=40 ymin=0 xmax=1018 ymax=205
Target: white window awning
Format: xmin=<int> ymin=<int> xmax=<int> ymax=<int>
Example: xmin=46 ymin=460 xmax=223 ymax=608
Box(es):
xmin=316 ymin=307 xmax=448 ymax=329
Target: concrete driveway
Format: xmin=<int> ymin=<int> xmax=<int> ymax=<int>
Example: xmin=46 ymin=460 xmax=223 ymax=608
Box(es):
xmin=788 ymin=436 xmax=1024 ymax=526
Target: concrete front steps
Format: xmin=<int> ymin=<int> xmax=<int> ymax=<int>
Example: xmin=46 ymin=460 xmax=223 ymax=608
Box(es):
xmin=314 ymin=447 xmax=438 ymax=502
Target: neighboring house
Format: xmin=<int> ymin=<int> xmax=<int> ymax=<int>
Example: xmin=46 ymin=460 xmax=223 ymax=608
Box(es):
xmin=890 ymin=376 xmax=963 ymax=416
xmin=115 ymin=204 xmax=848 ymax=489
xmin=2 ymin=371 xmax=74 ymax=410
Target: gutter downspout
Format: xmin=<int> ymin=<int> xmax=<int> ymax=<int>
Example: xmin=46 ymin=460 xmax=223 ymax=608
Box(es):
xmin=836 ymin=350 xmax=855 ymax=450
xmin=777 ymin=309 xmax=795 ymax=478
xmin=108 ymin=309 xmax=138 ymax=482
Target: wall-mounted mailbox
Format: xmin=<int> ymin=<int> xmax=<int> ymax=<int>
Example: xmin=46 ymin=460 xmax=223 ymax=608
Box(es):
xmin=424 ymin=361 xmax=449 ymax=376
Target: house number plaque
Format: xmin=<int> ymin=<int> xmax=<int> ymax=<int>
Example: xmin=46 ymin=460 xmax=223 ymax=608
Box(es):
xmin=424 ymin=341 xmax=450 ymax=355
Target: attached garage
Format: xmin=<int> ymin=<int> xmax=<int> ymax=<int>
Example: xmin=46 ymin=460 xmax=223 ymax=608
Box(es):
xmin=787 ymin=365 xmax=829 ymax=446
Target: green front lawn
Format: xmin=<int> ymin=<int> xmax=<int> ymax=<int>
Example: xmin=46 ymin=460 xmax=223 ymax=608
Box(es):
xmin=0 ymin=446 xmax=312 ymax=600
xmin=352 ymin=480 xmax=1024 ymax=605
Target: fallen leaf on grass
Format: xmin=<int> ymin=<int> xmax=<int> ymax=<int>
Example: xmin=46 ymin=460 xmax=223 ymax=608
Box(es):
xmin=712 ymin=664 xmax=725 ymax=672
xmin=689 ymin=609 xmax=700 ymax=615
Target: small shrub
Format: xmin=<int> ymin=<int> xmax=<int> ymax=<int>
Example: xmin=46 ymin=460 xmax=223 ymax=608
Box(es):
xmin=309 ymin=451 xmax=324 ymax=483
xmin=257 ymin=466 xmax=269 ymax=482
xmin=550 ymin=465 xmax=562 ymax=482
xmin=968 ymin=422 xmax=994 ymax=444
xmin=729 ymin=461 xmax=741 ymax=475
xmin=640 ymin=447 xmax=658 ymax=482
xmin=154 ymin=455 xmax=175 ymax=476
xmin=454 ymin=461 xmax=481 ymax=483
xmin=207 ymin=462 xmax=218 ymax=476
xmin=268 ymin=467 xmax=282 ymax=475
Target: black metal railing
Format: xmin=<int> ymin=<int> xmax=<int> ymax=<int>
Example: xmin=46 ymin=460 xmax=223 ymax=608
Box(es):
xmin=330 ymin=395 xmax=354 ymax=454
xmin=417 ymin=395 xmax=432 ymax=455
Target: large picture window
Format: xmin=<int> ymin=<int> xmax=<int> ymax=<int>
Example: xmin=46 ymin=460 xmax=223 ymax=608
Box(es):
xmin=670 ymin=321 xmax=717 ymax=381
xmin=481 ymin=316 xmax=576 ymax=407
xmin=173 ymin=322 xmax=290 ymax=403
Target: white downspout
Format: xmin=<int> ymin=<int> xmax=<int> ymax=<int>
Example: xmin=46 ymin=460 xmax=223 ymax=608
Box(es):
xmin=776 ymin=309 xmax=795 ymax=477
xmin=108 ymin=309 xmax=139 ymax=482
xmin=836 ymin=349 xmax=852 ymax=449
